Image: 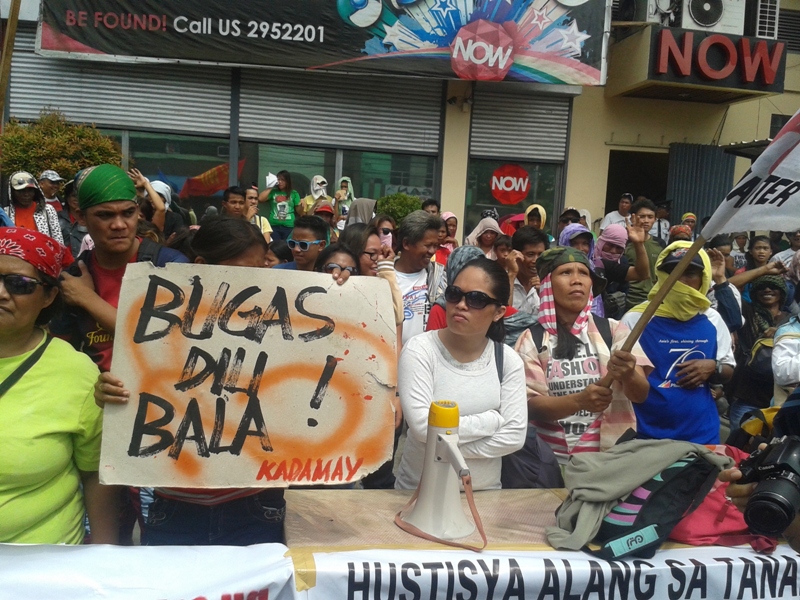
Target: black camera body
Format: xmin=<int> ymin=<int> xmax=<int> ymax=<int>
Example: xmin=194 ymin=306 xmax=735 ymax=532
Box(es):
xmin=738 ymin=435 xmax=800 ymax=536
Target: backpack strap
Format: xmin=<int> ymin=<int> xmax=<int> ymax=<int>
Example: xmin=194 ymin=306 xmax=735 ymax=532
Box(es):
xmin=494 ymin=341 xmax=504 ymax=384
xmin=137 ymin=237 xmax=163 ymax=265
xmin=528 ymin=322 xmax=546 ymax=354
xmin=593 ymin=315 xmax=614 ymax=351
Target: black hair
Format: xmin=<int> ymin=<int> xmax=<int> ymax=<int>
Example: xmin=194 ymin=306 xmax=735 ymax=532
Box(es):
xmin=190 ymin=216 xmax=268 ymax=264
xmin=745 ymin=235 xmax=772 ymax=270
xmin=370 ymin=214 xmax=396 ymax=229
xmin=292 ymin=215 xmax=329 ymax=242
xmin=631 ymin=198 xmax=657 ymax=215
xmin=167 ymin=228 xmax=196 ymax=261
xmin=494 ymin=234 xmax=512 ymax=249
xmin=512 ymin=226 xmax=550 ymax=252
xmin=223 ymin=186 xmax=246 ymax=202
xmin=268 ymin=240 xmax=293 ymax=263
xmin=459 ymin=257 xmax=510 ymax=343
xmin=314 ymin=243 xmax=360 ymax=274
xmin=276 ymin=170 xmax=293 ymax=194
xmin=137 ymin=219 xmax=163 ymax=244
xmin=421 ymin=198 xmax=440 ymax=211
xmin=37 ymin=271 xmax=63 ymax=327
xmin=339 ymin=222 xmax=372 ymax=256
xmin=707 ymin=234 xmax=732 ymax=250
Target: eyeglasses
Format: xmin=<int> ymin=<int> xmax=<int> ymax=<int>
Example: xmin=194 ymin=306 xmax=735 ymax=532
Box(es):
xmin=444 ymin=285 xmax=502 ymax=310
xmin=287 ymin=239 xmax=324 ymax=251
xmin=379 ymin=228 xmax=394 ymax=236
xmin=323 ymin=263 xmax=358 ymax=275
xmin=363 ymin=250 xmax=380 ymax=262
xmin=0 ymin=273 xmax=46 ymax=295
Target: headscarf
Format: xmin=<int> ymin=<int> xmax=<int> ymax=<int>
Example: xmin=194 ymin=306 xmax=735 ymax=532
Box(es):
xmin=535 ymin=247 xmax=604 ymax=336
xmin=558 ymin=223 xmax=595 ymax=254
xmin=76 ymin=164 xmax=137 ymax=210
xmin=524 ymin=204 xmax=547 ymax=229
xmin=310 ymin=175 xmax=328 ymax=201
xmin=789 ymin=250 xmax=800 ymax=285
xmin=465 ymin=217 xmax=502 ymax=258
xmin=434 ymin=245 xmax=484 ymax=310
xmin=751 ymin=275 xmax=788 ymax=335
xmin=441 ymin=211 xmax=457 ymax=225
xmin=682 ymin=212 xmax=697 ymax=223
xmin=0 ymin=227 xmax=68 ymax=278
xmin=149 ymin=180 xmax=172 ymax=210
xmin=593 ymin=223 xmax=628 ymax=268
xmin=480 ymin=208 xmax=500 ymax=222
xmin=345 ymin=198 xmax=376 ymax=227
xmin=337 ymin=176 xmax=355 ymax=205
xmin=668 ymin=224 xmax=693 ymax=241
xmin=578 ymin=209 xmax=592 ymax=227
xmin=628 ymin=241 xmax=712 ymax=321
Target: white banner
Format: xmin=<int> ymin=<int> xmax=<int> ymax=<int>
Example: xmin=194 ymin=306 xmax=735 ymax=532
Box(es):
xmin=309 ymin=546 xmax=800 ymax=600
xmin=703 ymin=108 xmax=800 ymax=239
xmin=0 ymin=543 xmax=296 ymax=600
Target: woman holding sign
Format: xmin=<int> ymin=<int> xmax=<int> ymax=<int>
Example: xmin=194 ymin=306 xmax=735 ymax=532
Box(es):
xmin=0 ymin=228 xmax=118 ymax=544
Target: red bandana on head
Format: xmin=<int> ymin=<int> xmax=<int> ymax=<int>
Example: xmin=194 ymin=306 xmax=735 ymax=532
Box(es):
xmin=0 ymin=227 xmax=70 ymax=278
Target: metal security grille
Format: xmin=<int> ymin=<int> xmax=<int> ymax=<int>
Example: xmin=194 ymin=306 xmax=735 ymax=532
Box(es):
xmin=778 ymin=9 xmax=800 ymax=52
xmin=11 ymin=28 xmax=231 ymax=135
xmin=666 ymin=143 xmax=736 ymax=221
xmin=239 ymin=70 xmax=443 ymax=154
xmin=469 ymin=85 xmax=571 ymax=162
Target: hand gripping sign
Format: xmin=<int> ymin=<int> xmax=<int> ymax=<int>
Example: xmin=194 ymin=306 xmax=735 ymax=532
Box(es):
xmin=100 ymin=263 xmax=397 ymax=488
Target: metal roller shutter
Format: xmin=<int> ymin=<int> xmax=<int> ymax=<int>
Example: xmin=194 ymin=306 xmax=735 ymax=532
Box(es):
xmin=10 ymin=28 xmax=231 ymax=135
xmin=239 ymin=70 xmax=443 ymax=154
xmin=470 ymin=84 xmax=572 ymax=162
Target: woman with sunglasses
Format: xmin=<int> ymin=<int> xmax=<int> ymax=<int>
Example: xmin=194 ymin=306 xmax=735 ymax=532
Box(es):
xmin=395 ymin=256 xmax=527 ymax=491
xmin=0 ymin=227 xmax=118 ymax=544
xmin=370 ymin=214 xmax=397 ymax=252
xmin=515 ymin=247 xmax=651 ymax=466
xmin=313 ymin=243 xmax=360 ymax=277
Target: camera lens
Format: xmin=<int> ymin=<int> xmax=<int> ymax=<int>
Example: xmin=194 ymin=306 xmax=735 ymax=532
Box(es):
xmin=744 ymin=475 xmax=800 ymax=536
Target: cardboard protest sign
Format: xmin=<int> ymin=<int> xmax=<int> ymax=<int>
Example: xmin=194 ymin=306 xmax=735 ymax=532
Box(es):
xmin=100 ymin=263 xmax=397 ymax=488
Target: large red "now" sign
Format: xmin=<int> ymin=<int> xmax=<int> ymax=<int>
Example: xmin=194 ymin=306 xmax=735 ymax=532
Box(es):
xmin=491 ymin=164 xmax=530 ymax=205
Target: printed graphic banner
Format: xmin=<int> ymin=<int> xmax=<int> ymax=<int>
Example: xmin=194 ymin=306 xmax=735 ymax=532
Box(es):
xmin=38 ymin=0 xmax=608 ymax=84
xmin=703 ymin=107 xmax=800 ymax=239
xmin=101 ymin=263 xmax=397 ymax=487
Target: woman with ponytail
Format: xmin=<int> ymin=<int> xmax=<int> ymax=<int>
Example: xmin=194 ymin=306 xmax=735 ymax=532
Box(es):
xmin=516 ymin=247 xmax=651 ymax=466
xmin=395 ymin=256 xmax=527 ymax=491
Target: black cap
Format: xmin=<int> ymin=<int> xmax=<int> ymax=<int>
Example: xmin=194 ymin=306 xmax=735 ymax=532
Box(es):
xmin=658 ymin=247 xmax=704 ymax=274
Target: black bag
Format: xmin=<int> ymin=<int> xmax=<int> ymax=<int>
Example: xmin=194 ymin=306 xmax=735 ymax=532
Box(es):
xmin=745 ymin=336 xmax=774 ymax=378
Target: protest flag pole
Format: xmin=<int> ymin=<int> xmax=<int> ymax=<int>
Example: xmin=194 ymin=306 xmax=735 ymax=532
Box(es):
xmin=0 ymin=0 xmax=21 ymax=134
xmin=597 ymin=235 xmax=707 ymax=388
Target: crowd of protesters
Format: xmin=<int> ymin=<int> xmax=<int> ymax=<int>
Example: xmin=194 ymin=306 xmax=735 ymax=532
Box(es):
xmin=1 ymin=169 xmax=800 ymax=550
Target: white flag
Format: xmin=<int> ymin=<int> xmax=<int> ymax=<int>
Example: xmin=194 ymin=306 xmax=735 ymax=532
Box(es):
xmin=702 ymin=107 xmax=800 ymax=239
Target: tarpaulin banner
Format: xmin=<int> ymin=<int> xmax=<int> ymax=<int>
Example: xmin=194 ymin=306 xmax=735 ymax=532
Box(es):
xmin=101 ymin=262 xmax=397 ymax=487
xmin=0 ymin=542 xmax=296 ymax=600
xmin=703 ymin=107 xmax=800 ymax=239
xmin=38 ymin=0 xmax=608 ymax=84
xmin=307 ymin=546 xmax=800 ymax=600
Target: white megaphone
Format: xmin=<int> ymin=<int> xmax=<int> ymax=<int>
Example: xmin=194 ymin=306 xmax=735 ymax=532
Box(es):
xmin=400 ymin=400 xmax=475 ymax=540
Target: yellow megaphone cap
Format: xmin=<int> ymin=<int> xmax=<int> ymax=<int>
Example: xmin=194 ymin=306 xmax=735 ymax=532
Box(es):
xmin=429 ymin=400 xmax=459 ymax=428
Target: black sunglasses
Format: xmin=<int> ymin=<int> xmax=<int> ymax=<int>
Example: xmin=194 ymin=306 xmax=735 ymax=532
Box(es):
xmin=0 ymin=273 xmax=46 ymax=295
xmin=444 ymin=285 xmax=502 ymax=310
xmin=379 ymin=227 xmax=394 ymax=236
xmin=323 ymin=263 xmax=358 ymax=275
xmin=560 ymin=217 xmax=580 ymax=224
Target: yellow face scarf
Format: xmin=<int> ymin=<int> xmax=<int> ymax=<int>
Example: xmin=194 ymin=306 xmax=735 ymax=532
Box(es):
xmin=629 ymin=241 xmax=712 ymax=321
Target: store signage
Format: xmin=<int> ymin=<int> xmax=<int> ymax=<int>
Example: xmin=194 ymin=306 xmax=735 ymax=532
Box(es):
xmin=650 ymin=26 xmax=785 ymax=92
xmin=39 ymin=0 xmax=609 ymax=85
xmin=101 ymin=262 xmax=396 ymax=488
xmin=491 ymin=164 xmax=530 ymax=205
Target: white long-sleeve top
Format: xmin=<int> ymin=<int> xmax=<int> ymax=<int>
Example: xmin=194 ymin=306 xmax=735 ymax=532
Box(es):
xmin=395 ymin=331 xmax=527 ymax=491
xmin=773 ymin=319 xmax=800 ymax=388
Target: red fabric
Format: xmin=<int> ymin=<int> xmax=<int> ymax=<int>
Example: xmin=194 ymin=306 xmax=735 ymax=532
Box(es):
xmin=13 ymin=203 xmax=37 ymax=231
xmin=425 ymin=303 xmax=519 ymax=332
xmin=0 ymin=227 xmax=69 ymax=278
xmin=179 ymin=160 xmax=245 ymax=199
xmin=669 ymin=445 xmax=777 ymax=552
xmin=434 ymin=246 xmax=451 ymax=266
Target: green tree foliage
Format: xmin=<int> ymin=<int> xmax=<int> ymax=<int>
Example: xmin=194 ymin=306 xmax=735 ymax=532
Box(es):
xmin=0 ymin=110 xmax=121 ymax=180
xmin=376 ymin=193 xmax=422 ymax=224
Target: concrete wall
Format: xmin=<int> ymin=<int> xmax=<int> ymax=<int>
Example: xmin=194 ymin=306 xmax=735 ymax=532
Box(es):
xmin=438 ymin=80 xmax=472 ymax=229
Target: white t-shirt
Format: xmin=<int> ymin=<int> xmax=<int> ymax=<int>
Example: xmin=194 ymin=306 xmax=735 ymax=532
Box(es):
xmin=513 ymin=279 xmax=540 ymax=316
xmin=649 ymin=219 xmax=670 ymax=244
xmin=600 ymin=210 xmax=628 ymax=231
xmin=395 ymin=331 xmax=527 ymax=491
xmin=396 ymin=269 xmax=429 ymax=345
xmin=771 ymin=247 xmax=799 ymax=270
xmin=545 ymin=330 xmax=602 ymax=455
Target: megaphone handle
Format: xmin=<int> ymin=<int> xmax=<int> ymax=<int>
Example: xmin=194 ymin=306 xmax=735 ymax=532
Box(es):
xmin=394 ymin=474 xmax=488 ymax=552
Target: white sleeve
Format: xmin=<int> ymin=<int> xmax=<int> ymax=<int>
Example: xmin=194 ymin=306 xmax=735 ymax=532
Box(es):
xmin=773 ymin=330 xmax=800 ymax=387
xmin=398 ymin=336 xmax=505 ymax=446
xmin=599 ymin=213 xmax=612 ymax=231
xmin=459 ymin=347 xmax=527 ymax=460
xmin=706 ymin=308 xmax=735 ymax=366
xmin=620 ymin=310 xmax=641 ymax=330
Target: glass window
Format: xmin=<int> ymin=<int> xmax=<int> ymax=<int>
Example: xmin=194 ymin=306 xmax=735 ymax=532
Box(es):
xmin=342 ymin=150 xmax=436 ymax=200
xmin=130 ymin=132 xmax=230 ymax=218
xmin=464 ymin=158 xmax=559 ymax=240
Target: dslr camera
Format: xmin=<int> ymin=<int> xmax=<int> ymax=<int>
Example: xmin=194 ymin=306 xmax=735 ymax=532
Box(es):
xmin=738 ymin=435 xmax=800 ymax=536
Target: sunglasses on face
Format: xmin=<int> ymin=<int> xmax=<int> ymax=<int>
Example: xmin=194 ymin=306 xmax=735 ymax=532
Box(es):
xmin=560 ymin=217 xmax=580 ymax=224
xmin=323 ymin=263 xmax=358 ymax=275
xmin=379 ymin=228 xmax=394 ymax=236
xmin=444 ymin=285 xmax=502 ymax=310
xmin=0 ymin=273 xmax=46 ymax=295
xmin=287 ymin=239 xmax=324 ymax=251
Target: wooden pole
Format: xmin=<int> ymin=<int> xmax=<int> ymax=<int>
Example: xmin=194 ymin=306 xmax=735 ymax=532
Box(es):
xmin=597 ymin=236 xmax=708 ymax=387
xmin=0 ymin=0 xmax=22 ymax=133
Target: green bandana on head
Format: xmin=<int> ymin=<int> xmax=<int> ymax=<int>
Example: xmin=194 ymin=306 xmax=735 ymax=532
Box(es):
xmin=536 ymin=246 xmax=607 ymax=295
xmin=76 ymin=164 xmax=137 ymax=211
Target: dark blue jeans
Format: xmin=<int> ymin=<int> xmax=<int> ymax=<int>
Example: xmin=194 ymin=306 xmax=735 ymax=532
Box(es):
xmin=271 ymin=225 xmax=293 ymax=241
xmin=144 ymin=490 xmax=285 ymax=546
